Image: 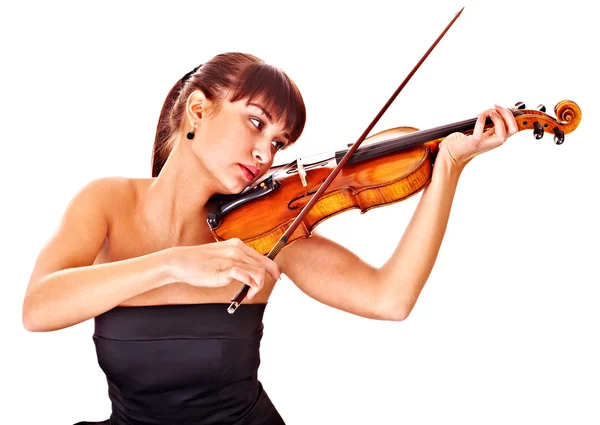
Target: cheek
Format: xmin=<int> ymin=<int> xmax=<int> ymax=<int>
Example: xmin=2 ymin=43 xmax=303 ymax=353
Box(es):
xmin=197 ymin=127 xmax=228 ymax=155
xmin=201 ymin=115 xmax=254 ymax=156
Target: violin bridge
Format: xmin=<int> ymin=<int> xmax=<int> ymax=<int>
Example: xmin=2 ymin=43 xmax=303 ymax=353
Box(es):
xmin=297 ymin=157 xmax=308 ymax=187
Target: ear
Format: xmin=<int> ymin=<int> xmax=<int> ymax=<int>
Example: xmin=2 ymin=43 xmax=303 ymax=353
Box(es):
xmin=185 ymin=90 xmax=209 ymax=124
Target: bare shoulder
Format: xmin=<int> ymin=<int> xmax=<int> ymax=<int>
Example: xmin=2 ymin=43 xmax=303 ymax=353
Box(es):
xmin=51 ymin=175 xmax=149 ymax=247
xmin=74 ymin=176 xmax=148 ymax=217
xmin=79 ymin=176 xmax=139 ymax=201
xmin=26 ymin=176 xmax=151 ymax=289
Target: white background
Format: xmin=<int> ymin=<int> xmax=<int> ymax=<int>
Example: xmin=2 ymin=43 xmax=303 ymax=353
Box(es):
xmin=2 ymin=0 xmax=599 ymax=424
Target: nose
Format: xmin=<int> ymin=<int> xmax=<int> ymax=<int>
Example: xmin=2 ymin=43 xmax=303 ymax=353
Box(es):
xmin=252 ymin=139 xmax=273 ymax=165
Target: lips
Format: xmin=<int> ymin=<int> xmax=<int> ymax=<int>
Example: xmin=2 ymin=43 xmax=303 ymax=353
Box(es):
xmin=244 ymin=165 xmax=260 ymax=177
xmin=239 ymin=164 xmax=259 ymax=181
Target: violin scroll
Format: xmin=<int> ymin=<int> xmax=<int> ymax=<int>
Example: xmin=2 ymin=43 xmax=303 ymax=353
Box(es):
xmin=511 ymin=100 xmax=581 ymax=145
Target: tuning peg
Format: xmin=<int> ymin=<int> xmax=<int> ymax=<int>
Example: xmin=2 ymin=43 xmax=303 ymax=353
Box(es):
xmin=533 ymin=122 xmax=544 ymax=139
xmin=536 ymin=104 xmax=546 ymax=112
xmin=553 ymin=127 xmax=565 ymax=145
xmin=514 ymin=102 xmax=526 ymax=110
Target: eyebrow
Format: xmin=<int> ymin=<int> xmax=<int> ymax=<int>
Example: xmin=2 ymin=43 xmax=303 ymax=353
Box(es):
xmin=248 ymin=102 xmax=272 ymax=122
xmin=248 ymin=102 xmax=291 ymax=142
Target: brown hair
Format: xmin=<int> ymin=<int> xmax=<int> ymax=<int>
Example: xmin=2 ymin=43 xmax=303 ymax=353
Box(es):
xmin=151 ymin=52 xmax=306 ymax=177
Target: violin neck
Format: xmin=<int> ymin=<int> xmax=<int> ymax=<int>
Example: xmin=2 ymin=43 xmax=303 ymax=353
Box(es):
xmin=334 ymin=115 xmax=496 ymax=165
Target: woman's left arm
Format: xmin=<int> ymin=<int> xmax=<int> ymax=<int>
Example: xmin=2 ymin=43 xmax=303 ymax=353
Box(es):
xmin=276 ymin=105 xmax=518 ymax=321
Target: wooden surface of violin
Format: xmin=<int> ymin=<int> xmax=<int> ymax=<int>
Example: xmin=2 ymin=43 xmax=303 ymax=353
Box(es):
xmin=208 ymin=100 xmax=582 ymax=255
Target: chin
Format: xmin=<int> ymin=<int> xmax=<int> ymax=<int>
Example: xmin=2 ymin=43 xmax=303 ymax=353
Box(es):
xmin=230 ymin=165 xmax=258 ymax=193
xmin=222 ymin=176 xmax=251 ymax=195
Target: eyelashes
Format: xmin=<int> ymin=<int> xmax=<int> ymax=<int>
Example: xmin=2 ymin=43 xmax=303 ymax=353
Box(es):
xmin=271 ymin=141 xmax=285 ymax=151
xmin=250 ymin=118 xmax=264 ymax=129
xmin=250 ymin=118 xmax=286 ymax=151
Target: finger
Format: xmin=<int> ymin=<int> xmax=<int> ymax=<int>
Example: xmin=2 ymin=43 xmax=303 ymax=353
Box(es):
xmin=223 ymin=266 xmax=262 ymax=300
xmin=245 ymin=263 xmax=266 ymax=290
xmin=488 ymin=109 xmax=507 ymax=142
xmin=237 ymin=243 xmax=282 ymax=281
xmin=223 ymin=239 xmax=281 ymax=281
xmin=239 ymin=267 xmax=264 ymax=300
xmin=247 ymin=284 xmax=260 ymax=300
xmin=227 ymin=248 xmax=268 ymax=276
xmin=483 ymin=127 xmax=495 ymax=138
xmin=238 ymin=248 xmax=280 ymax=282
xmin=235 ymin=263 xmax=267 ymax=290
xmin=494 ymin=104 xmax=518 ymax=135
xmin=472 ymin=111 xmax=487 ymax=142
xmin=221 ymin=266 xmax=260 ymax=289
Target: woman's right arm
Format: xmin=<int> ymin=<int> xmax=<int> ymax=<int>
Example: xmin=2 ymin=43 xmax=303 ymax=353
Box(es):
xmin=22 ymin=177 xmax=281 ymax=332
xmin=22 ymin=177 xmax=175 ymax=332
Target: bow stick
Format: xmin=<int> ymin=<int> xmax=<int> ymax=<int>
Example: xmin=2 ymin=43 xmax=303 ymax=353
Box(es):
xmin=228 ymin=7 xmax=465 ymax=314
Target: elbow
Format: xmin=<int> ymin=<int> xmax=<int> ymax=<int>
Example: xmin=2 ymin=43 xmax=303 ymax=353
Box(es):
xmin=23 ymin=310 xmax=56 ymax=332
xmin=22 ymin=311 xmax=41 ymax=332
xmin=22 ymin=303 xmax=42 ymax=332
xmin=372 ymin=270 xmax=424 ymax=321
xmin=23 ymin=295 xmax=81 ymax=332
xmin=22 ymin=297 xmax=51 ymax=332
xmin=23 ymin=320 xmax=43 ymax=333
xmin=22 ymin=283 xmax=43 ymax=332
xmin=372 ymin=299 xmax=413 ymax=322
xmin=374 ymin=284 xmax=419 ymax=322
xmin=383 ymin=304 xmax=412 ymax=322
xmin=376 ymin=273 xmax=427 ymax=321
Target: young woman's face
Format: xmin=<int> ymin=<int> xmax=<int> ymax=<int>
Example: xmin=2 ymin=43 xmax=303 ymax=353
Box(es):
xmin=193 ymin=96 xmax=291 ymax=195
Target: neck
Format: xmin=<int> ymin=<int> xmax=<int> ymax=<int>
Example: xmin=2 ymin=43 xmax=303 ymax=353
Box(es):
xmin=143 ymin=138 xmax=216 ymax=244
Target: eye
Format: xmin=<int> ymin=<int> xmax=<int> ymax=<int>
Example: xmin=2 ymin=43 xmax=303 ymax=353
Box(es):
xmin=271 ymin=141 xmax=286 ymax=151
xmin=250 ymin=118 xmax=264 ymax=129
xmin=250 ymin=117 xmax=286 ymax=151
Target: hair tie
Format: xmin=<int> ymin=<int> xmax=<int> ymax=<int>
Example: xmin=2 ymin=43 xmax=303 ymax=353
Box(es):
xmin=181 ymin=64 xmax=203 ymax=84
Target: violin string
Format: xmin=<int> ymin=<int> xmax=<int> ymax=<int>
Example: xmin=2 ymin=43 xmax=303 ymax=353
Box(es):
xmin=269 ymin=159 xmax=298 ymax=179
xmin=269 ymin=149 xmax=334 ymax=180
xmin=267 ymin=117 xmax=480 ymax=182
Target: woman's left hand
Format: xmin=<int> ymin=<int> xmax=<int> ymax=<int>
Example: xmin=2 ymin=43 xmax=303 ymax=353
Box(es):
xmin=439 ymin=104 xmax=519 ymax=169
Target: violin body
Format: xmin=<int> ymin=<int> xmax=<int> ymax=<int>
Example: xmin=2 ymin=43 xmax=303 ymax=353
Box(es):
xmin=211 ymin=127 xmax=435 ymax=255
xmin=208 ymin=100 xmax=582 ymax=256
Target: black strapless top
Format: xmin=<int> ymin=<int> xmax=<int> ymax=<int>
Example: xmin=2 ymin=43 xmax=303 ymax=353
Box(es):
xmin=87 ymin=303 xmax=284 ymax=425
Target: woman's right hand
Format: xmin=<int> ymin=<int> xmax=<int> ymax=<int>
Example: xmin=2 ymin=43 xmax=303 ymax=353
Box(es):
xmin=168 ymin=238 xmax=281 ymax=299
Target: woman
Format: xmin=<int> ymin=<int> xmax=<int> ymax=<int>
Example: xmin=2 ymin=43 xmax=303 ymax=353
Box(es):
xmin=22 ymin=52 xmax=518 ymax=424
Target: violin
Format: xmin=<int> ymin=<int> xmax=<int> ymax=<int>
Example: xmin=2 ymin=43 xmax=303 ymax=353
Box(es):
xmin=216 ymin=8 xmax=583 ymax=313
xmin=207 ymin=100 xmax=582 ymax=256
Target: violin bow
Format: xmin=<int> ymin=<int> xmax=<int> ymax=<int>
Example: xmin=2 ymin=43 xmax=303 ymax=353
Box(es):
xmin=228 ymin=7 xmax=465 ymax=314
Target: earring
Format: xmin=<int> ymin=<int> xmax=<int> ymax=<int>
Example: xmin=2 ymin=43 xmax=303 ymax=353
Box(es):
xmin=186 ymin=124 xmax=195 ymax=140
xmin=186 ymin=104 xmax=202 ymax=140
